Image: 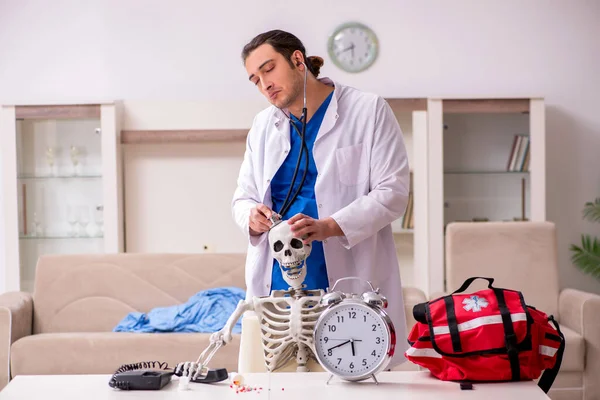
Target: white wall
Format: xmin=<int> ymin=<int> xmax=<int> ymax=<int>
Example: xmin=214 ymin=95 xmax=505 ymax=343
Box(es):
xmin=123 ymin=142 xmax=247 ymax=254
xmin=1 ymin=0 xmax=599 ymax=295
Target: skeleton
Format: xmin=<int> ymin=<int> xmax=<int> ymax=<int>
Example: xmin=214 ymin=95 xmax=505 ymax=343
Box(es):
xmin=175 ymin=219 xmax=326 ymax=379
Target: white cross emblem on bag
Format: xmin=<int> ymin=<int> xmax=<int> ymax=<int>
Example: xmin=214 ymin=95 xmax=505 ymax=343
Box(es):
xmin=462 ymin=295 xmax=489 ymax=312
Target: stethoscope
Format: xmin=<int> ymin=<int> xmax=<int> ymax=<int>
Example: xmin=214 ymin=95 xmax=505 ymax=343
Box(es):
xmin=271 ymin=61 xmax=310 ymax=223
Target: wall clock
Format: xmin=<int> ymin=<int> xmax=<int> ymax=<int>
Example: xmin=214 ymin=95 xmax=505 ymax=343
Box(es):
xmin=327 ymin=22 xmax=379 ymax=73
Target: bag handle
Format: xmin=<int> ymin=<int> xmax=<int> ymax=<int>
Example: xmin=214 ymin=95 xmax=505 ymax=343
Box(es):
xmin=412 ymin=302 xmax=428 ymax=324
xmin=452 ymin=277 xmax=495 ymax=294
xmin=413 ymin=277 xmax=495 ymax=326
xmin=537 ymin=316 xmax=565 ymax=393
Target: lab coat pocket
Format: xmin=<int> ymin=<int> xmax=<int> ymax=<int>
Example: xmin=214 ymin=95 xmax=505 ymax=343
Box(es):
xmin=335 ymin=143 xmax=368 ymax=186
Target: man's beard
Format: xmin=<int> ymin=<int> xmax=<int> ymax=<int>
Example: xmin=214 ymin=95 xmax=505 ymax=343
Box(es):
xmin=276 ymin=73 xmax=303 ymax=111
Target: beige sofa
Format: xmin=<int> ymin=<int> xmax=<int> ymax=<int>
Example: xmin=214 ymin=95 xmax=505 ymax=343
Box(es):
xmin=0 ymin=252 xmax=427 ymax=390
xmin=0 ymin=253 xmax=247 ymax=390
xmin=444 ymin=221 xmax=600 ymax=400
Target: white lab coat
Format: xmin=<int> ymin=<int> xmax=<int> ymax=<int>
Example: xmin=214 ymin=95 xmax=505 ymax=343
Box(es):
xmin=231 ymin=77 xmax=411 ymax=368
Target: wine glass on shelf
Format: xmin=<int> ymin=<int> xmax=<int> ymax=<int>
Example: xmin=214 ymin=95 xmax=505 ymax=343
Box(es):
xmin=70 ymin=145 xmax=80 ymax=176
xmin=67 ymin=206 xmax=79 ymax=237
xmin=94 ymin=205 xmax=104 ymax=237
xmin=45 ymin=147 xmax=55 ymax=177
xmin=79 ymin=206 xmax=90 ymax=237
xmin=31 ymin=212 xmax=42 ymax=237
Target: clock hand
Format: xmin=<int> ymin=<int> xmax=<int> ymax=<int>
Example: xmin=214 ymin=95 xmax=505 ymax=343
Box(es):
xmin=351 ymin=339 xmax=355 ymax=356
xmin=327 ymin=340 xmax=351 ymax=352
xmin=338 ymin=45 xmax=354 ymax=54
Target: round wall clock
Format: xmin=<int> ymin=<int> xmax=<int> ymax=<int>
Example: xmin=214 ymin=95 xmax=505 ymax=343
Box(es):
xmin=327 ymin=22 xmax=379 ymax=73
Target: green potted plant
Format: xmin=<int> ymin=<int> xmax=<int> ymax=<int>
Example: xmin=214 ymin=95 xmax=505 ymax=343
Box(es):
xmin=570 ymin=198 xmax=600 ymax=279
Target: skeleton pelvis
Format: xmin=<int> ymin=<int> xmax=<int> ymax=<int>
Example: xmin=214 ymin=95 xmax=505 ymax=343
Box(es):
xmin=238 ymin=312 xmax=324 ymax=373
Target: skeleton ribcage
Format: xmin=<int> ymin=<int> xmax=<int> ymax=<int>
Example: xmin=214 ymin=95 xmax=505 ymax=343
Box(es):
xmin=256 ymin=294 xmax=324 ymax=372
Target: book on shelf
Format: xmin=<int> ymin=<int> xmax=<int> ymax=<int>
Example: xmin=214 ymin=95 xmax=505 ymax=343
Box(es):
xmin=507 ymin=134 xmax=530 ymax=172
xmin=401 ymin=191 xmax=414 ymax=230
xmin=401 ymin=171 xmax=414 ymax=230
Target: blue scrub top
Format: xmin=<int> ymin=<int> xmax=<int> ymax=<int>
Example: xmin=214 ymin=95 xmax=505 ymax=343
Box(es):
xmin=270 ymin=91 xmax=334 ymax=292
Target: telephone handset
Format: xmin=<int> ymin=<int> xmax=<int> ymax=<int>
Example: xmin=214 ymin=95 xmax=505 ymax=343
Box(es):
xmin=108 ymin=360 xmax=228 ymax=390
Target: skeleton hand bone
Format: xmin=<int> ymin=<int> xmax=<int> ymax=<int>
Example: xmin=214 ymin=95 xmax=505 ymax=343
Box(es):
xmin=174 ymin=300 xmax=252 ymax=379
xmin=210 ymin=329 xmax=231 ymax=345
xmin=174 ymin=361 xmax=207 ymax=380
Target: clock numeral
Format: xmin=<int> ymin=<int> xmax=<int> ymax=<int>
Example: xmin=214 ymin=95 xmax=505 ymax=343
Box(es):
xmin=324 ymin=337 xmax=329 ymax=343
xmin=376 ymin=337 xmax=381 ymax=344
xmin=337 ymin=315 xmax=344 ymax=323
xmin=349 ymin=362 xmax=354 ymax=369
xmin=372 ymin=324 xmax=377 ymax=331
xmin=371 ymin=350 xmax=376 ymax=357
xmin=363 ymin=315 xmax=367 ymax=322
xmin=328 ymin=325 xmax=337 ymax=332
xmin=348 ymin=311 xmax=356 ymax=319
xmin=328 ymin=349 xmax=333 ymax=356
xmin=337 ymin=358 xmax=342 ymax=365
xmin=362 ymin=359 xmax=367 ymax=366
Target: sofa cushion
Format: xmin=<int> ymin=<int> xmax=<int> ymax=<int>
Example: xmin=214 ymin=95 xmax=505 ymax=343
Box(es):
xmin=10 ymin=332 xmax=241 ymax=377
xmin=32 ymin=253 xmax=246 ymax=334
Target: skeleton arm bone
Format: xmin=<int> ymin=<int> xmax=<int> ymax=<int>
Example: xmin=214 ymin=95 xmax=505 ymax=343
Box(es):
xmin=174 ymin=300 xmax=256 ymax=379
xmin=210 ymin=299 xmax=255 ymax=345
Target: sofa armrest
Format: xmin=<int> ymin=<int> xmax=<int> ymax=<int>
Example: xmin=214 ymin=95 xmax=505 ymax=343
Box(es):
xmin=0 ymin=291 xmax=33 ymax=389
xmin=402 ymin=287 xmax=427 ymax=331
xmin=429 ymin=291 xmax=448 ymax=301
xmin=559 ymin=288 xmax=600 ymax=400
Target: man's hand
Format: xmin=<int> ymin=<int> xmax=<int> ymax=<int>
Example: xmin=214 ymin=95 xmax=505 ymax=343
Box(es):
xmin=249 ymin=204 xmax=278 ymax=236
xmin=288 ymin=214 xmax=343 ymax=244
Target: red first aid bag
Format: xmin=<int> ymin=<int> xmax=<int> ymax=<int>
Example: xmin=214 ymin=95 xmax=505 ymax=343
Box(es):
xmin=405 ymin=277 xmax=565 ymax=393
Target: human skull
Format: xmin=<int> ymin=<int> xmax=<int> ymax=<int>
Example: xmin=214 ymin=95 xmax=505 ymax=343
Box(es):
xmin=268 ymin=220 xmax=311 ymax=289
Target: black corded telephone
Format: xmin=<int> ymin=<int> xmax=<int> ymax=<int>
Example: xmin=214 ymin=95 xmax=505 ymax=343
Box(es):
xmin=108 ymin=360 xmax=228 ymax=390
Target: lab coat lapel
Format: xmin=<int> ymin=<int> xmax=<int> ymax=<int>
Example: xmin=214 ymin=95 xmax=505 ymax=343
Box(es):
xmin=261 ymin=111 xmax=290 ymax=203
xmin=315 ymin=81 xmax=340 ymax=144
xmin=273 ymin=111 xmax=290 ymax=144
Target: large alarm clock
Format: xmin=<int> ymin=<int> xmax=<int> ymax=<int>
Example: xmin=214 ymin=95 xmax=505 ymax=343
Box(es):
xmin=313 ymin=277 xmax=395 ymax=383
xmin=327 ymin=22 xmax=379 ymax=73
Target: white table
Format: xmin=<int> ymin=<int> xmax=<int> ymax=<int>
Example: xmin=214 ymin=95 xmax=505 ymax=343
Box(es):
xmin=0 ymin=371 xmax=551 ymax=399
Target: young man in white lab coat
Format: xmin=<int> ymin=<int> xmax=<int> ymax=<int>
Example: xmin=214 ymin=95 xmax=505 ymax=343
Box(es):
xmin=232 ymin=30 xmax=411 ymax=368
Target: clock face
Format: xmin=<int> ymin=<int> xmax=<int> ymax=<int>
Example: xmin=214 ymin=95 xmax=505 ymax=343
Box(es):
xmin=328 ymin=22 xmax=378 ymax=73
xmin=314 ymin=302 xmax=392 ymax=379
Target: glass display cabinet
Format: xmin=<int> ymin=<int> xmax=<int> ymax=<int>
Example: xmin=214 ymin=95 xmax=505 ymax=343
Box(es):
xmin=427 ymin=98 xmax=546 ymax=295
xmin=0 ymin=103 xmax=124 ymax=293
